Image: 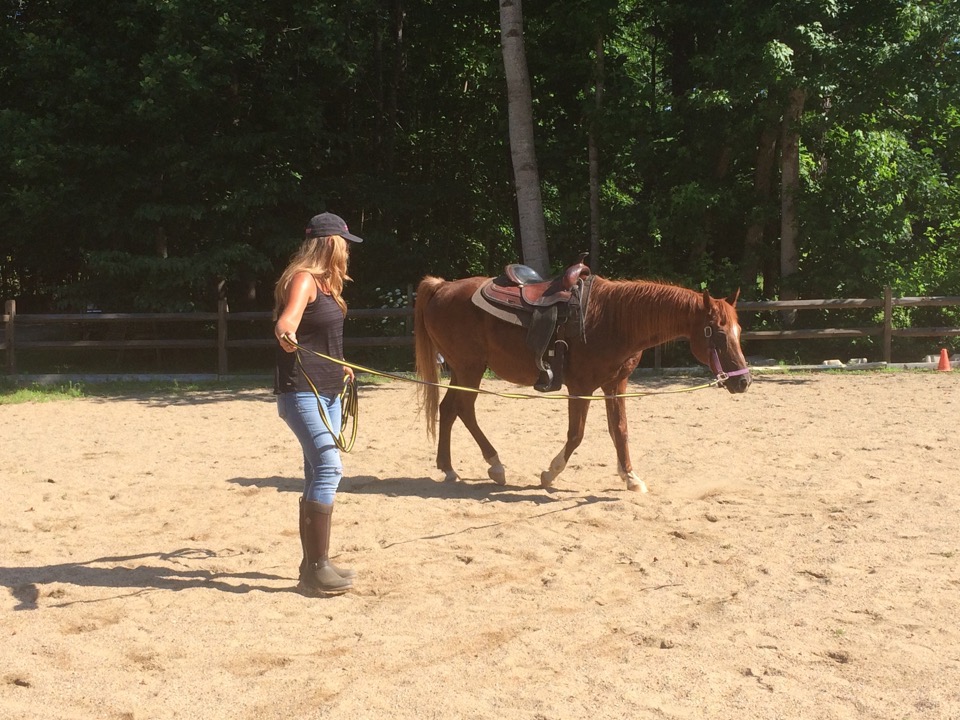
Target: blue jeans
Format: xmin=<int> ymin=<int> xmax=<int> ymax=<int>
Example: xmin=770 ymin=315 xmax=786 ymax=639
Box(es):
xmin=277 ymin=391 xmax=343 ymax=504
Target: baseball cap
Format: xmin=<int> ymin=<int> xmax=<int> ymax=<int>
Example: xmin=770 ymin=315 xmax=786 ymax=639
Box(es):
xmin=305 ymin=212 xmax=364 ymax=243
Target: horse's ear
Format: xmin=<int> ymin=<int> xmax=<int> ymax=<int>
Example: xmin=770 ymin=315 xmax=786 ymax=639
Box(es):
xmin=701 ymin=289 xmax=713 ymax=307
xmin=726 ymin=288 xmax=741 ymax=306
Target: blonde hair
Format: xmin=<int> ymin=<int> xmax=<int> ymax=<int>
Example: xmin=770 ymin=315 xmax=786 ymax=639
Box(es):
xmin=274 ymin=234 xmax=351 ymax=316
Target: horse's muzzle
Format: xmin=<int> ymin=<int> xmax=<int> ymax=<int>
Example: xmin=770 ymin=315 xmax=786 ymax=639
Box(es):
xmin=724 ymin=372 xmax=752 ymax=393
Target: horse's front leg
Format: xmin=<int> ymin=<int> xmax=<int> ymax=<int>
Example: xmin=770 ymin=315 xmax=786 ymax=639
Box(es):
xmin=604 ymin=377 xmax=647 ymax=493
xmin=540 ymin=397 xmax=590 ymax=488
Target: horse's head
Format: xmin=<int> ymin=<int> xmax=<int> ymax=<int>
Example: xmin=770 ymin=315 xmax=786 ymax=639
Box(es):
xmin=690 ymin=289 xmax=752 ymax=393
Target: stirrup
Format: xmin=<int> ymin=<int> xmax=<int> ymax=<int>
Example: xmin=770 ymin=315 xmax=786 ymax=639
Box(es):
xmin=535 ymin=368 xmax=562 ymax=393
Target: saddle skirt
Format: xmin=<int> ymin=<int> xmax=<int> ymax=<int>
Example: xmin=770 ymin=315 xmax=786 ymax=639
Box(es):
xmin=471 ymin=284 xmax=529 ymax=328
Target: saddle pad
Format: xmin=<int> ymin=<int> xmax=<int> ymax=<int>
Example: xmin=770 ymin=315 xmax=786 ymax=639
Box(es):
xmin=471 ymin=283 xmax=530 ymax=328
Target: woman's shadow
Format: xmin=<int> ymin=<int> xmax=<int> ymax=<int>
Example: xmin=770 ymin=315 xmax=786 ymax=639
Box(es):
xmin=5 ymin=475 xmax=620 ymax=610
xmin=2 ymin=547 xmax=291 ymax=611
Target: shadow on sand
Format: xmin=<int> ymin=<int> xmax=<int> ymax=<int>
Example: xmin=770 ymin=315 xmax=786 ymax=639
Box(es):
xmin=2 ymin=547 xmax=291 ymax=611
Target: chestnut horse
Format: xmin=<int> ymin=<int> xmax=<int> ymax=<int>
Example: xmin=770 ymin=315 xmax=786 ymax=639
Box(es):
xmin=414 ymin=274 xmax=751 ymax=492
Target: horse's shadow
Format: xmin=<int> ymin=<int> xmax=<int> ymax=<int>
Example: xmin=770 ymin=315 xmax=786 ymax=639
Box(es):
xmin=228 ymin=473 xmax=611 ymax=505
xmin=2 ymin=547 xmax=290 ymax=611
xmin=343 ymin=475 xmax=596 ymax=504
xmin=225 ymin=475 xmax=618 ymax=553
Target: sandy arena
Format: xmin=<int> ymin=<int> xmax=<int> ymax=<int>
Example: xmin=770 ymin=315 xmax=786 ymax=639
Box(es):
xmin=2 ymin=371 xmax=959 ymax=719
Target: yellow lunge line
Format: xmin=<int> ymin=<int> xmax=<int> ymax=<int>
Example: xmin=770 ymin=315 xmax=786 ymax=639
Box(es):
xmin=280 ymin=334 xmax=720 ymax=402
xmin=293 ymin=350 xmax=360 ymax=452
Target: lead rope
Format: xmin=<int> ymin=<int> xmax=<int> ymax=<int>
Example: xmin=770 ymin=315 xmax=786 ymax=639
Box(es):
xmin=294 ymin=348 xmax=359 ymax=453
xmin=282 ymin=334 xmax=723 ymax=402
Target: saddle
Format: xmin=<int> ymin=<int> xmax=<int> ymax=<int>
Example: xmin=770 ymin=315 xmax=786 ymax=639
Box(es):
xmin=474 ymin=255 xmax=592 ymax=392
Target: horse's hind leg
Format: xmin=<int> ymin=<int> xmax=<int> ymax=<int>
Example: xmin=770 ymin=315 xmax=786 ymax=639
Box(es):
xmin=436 ymin=368 xmax=503 ymax=484
xmin=454 ymin=386 xmax=505 ymax=485
xmin=436 ymin=388 xmax=460 ymax=482
xmin=540 ymin=397 xmax=590 ymax=488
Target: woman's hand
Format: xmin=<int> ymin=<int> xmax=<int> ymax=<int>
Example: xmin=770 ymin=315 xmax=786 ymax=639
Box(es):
xmin=277 ymin=328 xmax=298 ymax=353
xmin=343 ymin=365 xmax=355 ymax=382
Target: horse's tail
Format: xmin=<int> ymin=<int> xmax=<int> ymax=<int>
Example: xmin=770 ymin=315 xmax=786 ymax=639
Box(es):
xmin=414 ymin=275 xmax=445 ymax=439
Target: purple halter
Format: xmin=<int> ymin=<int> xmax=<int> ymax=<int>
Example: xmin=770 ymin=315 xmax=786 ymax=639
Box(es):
xmin=704 ymin=326 xmax=751 ymax=384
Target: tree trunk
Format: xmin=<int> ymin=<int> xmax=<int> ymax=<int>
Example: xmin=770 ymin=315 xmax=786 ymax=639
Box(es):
xmin=741 ymin=122 xmax=779 ymax=297
xmin=588 ymin=33 xmax=604 ymax=271
xmin=779 ymin=88 xmax=806 ymax=323
xmin=689 ymin=145 xmax=732 ymax=267
xmin=499 ymin=0 xmax=549 ymax=276
xmin=155 ymin=227 xmax=168 ymax=259
xmin=384 ymin=0 xmax=404 ymax=176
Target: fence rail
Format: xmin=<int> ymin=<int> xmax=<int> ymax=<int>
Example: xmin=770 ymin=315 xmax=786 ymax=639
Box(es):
xmin=736 ymin=287 xmax=960 ymax=362
xmin=1 ymin=298 xmax=416 ymax=375
xmin=3 ymin=285 xmax=959 ymax=375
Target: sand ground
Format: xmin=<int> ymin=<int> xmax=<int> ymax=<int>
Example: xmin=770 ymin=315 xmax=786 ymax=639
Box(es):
xmin=2 ymin=371 xmax=959 ymax=720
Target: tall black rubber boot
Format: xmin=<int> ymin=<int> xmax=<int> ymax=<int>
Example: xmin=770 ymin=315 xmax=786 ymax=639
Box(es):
xmin=299 ymin=500 xmax=353 ymax=596
xmin=299 ymin=498 xmax=355 ymax=581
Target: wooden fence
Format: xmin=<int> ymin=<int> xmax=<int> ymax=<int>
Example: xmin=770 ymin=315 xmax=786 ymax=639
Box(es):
xmin=0 ymin=298 xmax=413 ymax=376
xmin=3 ymin=286 xmax=959 ymax=375
xmin=736 ymin=286 xmax=960 ymax=360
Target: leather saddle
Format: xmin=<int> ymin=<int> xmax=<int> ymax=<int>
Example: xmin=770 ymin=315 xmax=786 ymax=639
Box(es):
xmin=474 ymin=255 xmax=592 ymax=392
xmin=482 ymin=261 xmax=589 ymax=310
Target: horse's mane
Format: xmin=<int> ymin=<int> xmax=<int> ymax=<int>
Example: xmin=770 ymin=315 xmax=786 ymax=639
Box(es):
xmin=587 ymin=277 xmax=703 ymax=339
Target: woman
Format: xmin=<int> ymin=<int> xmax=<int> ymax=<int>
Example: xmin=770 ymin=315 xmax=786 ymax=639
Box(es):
xmin=274 ymin=212 xmax=363 ymax=596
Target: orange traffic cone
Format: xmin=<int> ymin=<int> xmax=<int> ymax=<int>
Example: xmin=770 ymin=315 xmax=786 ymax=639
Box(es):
xmin=937 ymin=348 xmax=952 ymax=372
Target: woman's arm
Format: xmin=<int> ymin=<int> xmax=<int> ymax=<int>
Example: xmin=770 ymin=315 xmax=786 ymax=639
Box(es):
xmin=274 ymin=272 xmax=317 ymax=352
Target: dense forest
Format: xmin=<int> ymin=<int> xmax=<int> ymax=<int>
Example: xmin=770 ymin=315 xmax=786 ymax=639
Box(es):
xmin=2 ymin=0 xmax=958 ymax=323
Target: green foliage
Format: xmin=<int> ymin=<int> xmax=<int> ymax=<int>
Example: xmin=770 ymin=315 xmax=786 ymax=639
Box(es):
xmin=1 ymin=0 xmax=958 ymax=336
xmin=53 ymin=244 xmax=272 ymax=311
xmin=800 ymin=125 xmax=957 ymax=296
xmin=0 ymin=381 xmax=85 ymax=404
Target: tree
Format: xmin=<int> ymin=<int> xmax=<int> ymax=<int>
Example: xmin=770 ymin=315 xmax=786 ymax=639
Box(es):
xmin=499 ymin=0 xmax=549 ymax=275
xmin=588 ymin=32 xmax=605 ymax=270
xmin=2 ymin=0 xmax=958 ymax=328
xmin=779 ymin=87 xmax=805 ymax=322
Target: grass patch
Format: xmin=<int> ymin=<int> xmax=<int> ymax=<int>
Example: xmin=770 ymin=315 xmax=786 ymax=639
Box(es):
xmin=0 ymin=382 xmax=86 ymax=404
xmin=0 ymin=372 xmax=405 ymax=404
xmin=0 ymin=379 xmax=262 ymax=404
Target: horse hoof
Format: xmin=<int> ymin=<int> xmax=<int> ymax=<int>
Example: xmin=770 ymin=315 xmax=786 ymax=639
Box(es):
xmin=540 ymin=472 xmax=554 ymax=488
xmin=443 ymin=470 xmax=460 ymax=483
xmin=488 ymin=465 xmax=506 ymax=485
xmin=619 ymin=467 xmax=648 ymax=493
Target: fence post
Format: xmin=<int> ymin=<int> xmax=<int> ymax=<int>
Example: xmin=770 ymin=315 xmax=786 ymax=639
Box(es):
xmin=406 ymin=283 xmax=414 ymax=365
xmin=882 ymin=285 xmax=893 ymax=364
xmin=218 ymin=298 xmax=228 ymax=376
xmin=406 ymin=283 xmax=414 ymax=337
xmin=5 ymin=299 xmax=15 ymax=375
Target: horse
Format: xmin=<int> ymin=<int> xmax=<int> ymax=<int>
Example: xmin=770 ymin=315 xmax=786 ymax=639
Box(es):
xmin=413 ymin=272 xmax=752 ymax=492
